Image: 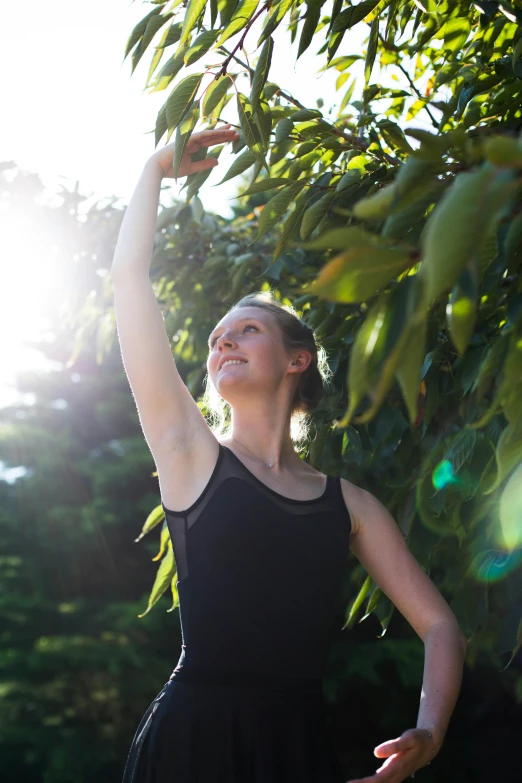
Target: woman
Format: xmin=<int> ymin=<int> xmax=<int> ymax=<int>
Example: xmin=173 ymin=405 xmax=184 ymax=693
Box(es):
xmin=111 ymin=125 xmax=467 ymax=783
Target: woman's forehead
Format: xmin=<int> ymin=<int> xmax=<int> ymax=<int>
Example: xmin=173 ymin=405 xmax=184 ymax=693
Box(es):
xmin=213 ymin=308 xmax=270 ymax=332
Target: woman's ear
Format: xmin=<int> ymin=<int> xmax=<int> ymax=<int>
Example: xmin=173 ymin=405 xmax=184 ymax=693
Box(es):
xmin=290 ymin=350 xmax=313 ymax=372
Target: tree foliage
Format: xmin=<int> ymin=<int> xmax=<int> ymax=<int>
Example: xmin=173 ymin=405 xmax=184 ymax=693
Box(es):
xmin=99 ymin=0 xmax=522 ymax=668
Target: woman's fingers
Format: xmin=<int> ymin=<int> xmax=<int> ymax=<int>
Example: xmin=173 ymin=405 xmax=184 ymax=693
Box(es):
xmin=186 ymin=130 xmax=239 ymax=152
xmin=191 ymin=158 xmax=219 ymax=173
xmin=166 ymin=157 xmax=219 ymax=178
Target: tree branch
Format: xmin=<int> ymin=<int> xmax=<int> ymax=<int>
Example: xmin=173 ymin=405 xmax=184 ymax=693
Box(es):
xmin=218 ymin=45 xmax=401 ymax=167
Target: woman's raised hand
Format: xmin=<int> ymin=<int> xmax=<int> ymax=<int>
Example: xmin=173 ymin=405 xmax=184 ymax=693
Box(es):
xmin=149 ymin=123 xmax=240 ymax=179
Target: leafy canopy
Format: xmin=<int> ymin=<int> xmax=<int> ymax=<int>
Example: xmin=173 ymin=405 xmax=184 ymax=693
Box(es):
xmin=118 ymin=1 xmax=522 ymax=669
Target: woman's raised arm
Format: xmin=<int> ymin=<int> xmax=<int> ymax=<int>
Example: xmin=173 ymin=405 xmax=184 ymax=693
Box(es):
xmin=109 ymin=127 xmax=239 ymax=457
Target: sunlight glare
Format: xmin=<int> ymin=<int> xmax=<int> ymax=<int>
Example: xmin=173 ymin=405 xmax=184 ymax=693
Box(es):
xmin=0 ymin=208 xmax=62 ymax=397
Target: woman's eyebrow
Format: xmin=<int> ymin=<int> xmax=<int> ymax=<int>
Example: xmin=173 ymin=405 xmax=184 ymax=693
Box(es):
xmin=208 ymin=317 xmax=261 ymax=344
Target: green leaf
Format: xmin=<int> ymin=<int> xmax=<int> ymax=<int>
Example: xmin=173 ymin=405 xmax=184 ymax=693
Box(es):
xmin=166 ymin=73 xmax=203 ymax=133
xmin=441 ymin=17 xmax=471 ymax=54
xmin=272 ymin=187 xmax=316 ymax=261
xmin=302 ymin=225 xmax=373 ymax=249
xmin=257 ymin=0 xmax=294 ymax=45
xmin=183 ymin=144 xmax=225 ymax=199
xmin=327 ymin=28 xmax=347 ymax=63
xmin=483 ymin=136 xmax=522 ymax=168
xmin=238 ymin=177 xmax=291 ymax=196
xmin=331 ymin=1 xmax=380 ymax=33
xmin=447 ymin=263 xmax=479 ymax=357
xmin=162 ymin=20 xmax=183 ymax=49
xmin=172 ymin=100 xmax=200 ymax=178
xmin=290 ymin=108 xmax=323 ymax=121
xmin=269 ymin=138 xmax=294 ymax=166
xmin=420 ymin=165 xmax=518 ymax=305
xmin=251 ymin=36 xmax=273 ymax=109
xmin=210 ymin=0 xmax=219 ymax=27
xmin=297 ymin=2 xmax=322 ymax=60
xmin=151 ymin=39 xmax=190 ymax=93
xmin=396 ymin=306 xmax=428 ymax=426
xmin=155 ymin=102 xmax=169 ymax=148
xmin=130 ymin=13 xmax=176 ymax=75
xmin=237 ymin=93 xmax=268 ymax=170
xmin=498 ymin=462 xmax=522 ymax=554
xmin=254 ymin=99 xmax=272 ymax=153
xmin=394 ymin=156 xmax=442 ymax=206
xmin=214 ymin=147 xmax=257 ymax=185
xmin=137 ymin=542 xmax=176 ymax=618
xmin=341 ymin=276 xmax=417 ymax=426
xmin=365 ymin=15 xmax=379 ymax=86
xmin=216 ymin=0 xmax=261 ymax=47
xmin=339 ymin=77 xmax=356 ymax=112
xmin=219 ymin=0 xmax=239 ymax=28
xmin=146 ymin=39 xmax=169 ymax=90
xmin=167 ymin=573 xmax=180 ymax=612
xmin=340 ymin=296 xmax=385 ymax=426
xmin=305 ymin=243 xmax=414 ymax=303
xmin=343 ymin=575 xmax=372 ymax=629
xmin=504 ymin=211 xmax=522 ymax=274
xmin=253 ymin=179 xmax=308 ymax=241
xmin=134 ymin=504 xmax=166 ymax=542
xmin=184 ymin=30 xmax=219 ymax=65
xmin=300 ymin=191 xmax=336 ymax=239
xmin=124 ymin=6 xmax=163 ymax=60
xmin=378 ymin=119 xmax=414 ymax=154
xmin=472 ymin=334 xmax=510 ymax=401
xmin=180 ymin=0 xmax=207 ymax=45
xmin=141 ymin=13 xmax=175 ymax=61
xmin=385 ymin=0 xmax=400 ymax=40
xmin=202 ymin=74 xmax=233 ymax=117
xmin=483 ymin=421 xmax=522 ymax=496
xmin=152 ymin=520 xmax=171 ymax=562
xmin=513 ymin=37 xmax=522 ymax=70
xmin=381 ymin=183 xmax=442 ymax=240
xmin=275 ymin=117 xmax=294 ymax=143
xmin=335 ymin=170 xmax=363 ymax=192
xmin=353 ymin=183 xmax=398 ymax=219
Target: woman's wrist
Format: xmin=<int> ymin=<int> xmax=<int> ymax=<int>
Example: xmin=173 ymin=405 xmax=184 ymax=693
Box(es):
xmin=417 ymin=728 xmax=438 ymax=762
xmin=409 ymin=729 xmax=438 ymax=779
xmin=144 ymin=155 xmax=165 ymax=180
xmin=145 ymin=152 xmax=169 ymax=180
xmin=418 ymin=726 xmax=443 ymax=755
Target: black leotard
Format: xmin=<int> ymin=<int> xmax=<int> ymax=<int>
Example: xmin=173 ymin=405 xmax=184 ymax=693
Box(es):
xmin=122 ymin=441 xmax=352 ymax=783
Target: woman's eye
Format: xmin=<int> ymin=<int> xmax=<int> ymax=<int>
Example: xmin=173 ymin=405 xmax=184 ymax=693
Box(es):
xmin=210 ymin=324 xmax=257 ymax=348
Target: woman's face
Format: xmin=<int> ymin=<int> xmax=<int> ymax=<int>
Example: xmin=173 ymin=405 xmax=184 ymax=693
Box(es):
xmin=206 ymin=306 xmax=300 ymax=403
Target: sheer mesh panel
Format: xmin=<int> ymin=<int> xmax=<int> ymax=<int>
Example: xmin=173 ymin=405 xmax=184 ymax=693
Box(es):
xmin=162 ymin=443 xmax=352 ymax=583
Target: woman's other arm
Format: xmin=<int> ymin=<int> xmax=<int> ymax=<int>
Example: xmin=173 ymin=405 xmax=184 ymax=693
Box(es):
xmin=342 ymin=482 xmax=467 ymax=779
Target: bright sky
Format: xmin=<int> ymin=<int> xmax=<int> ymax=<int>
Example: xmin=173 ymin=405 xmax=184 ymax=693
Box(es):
xmin=0 ymin=0 xmax=371 ymax=428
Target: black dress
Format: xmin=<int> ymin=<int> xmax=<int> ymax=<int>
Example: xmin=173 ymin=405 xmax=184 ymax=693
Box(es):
xmin=122 ymin=442 xmax=352 ymax=783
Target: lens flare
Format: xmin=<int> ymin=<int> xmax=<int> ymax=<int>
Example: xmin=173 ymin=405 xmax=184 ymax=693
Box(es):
xmin=432 ymin=459 xmax=458 ymax=490
xmin=468 ymin=548 xmax=522 ymax=584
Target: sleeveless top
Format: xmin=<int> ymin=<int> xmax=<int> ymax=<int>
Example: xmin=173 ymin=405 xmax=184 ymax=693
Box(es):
xmin=161 ymin=442 xmax=352 ymax=692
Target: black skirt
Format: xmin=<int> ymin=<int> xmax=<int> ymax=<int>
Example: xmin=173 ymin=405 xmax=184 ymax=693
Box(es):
xmin=121 ymin=673 xmax=345 ymax=783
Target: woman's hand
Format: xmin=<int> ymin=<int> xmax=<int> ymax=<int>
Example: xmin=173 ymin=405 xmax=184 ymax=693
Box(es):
xmin=148 ymin=123 xmax=240 ymax=179
xmin=345 ymin=728 xmax=436 ymax=783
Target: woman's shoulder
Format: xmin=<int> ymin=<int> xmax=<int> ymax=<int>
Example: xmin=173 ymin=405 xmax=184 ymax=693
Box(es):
xmin=300 ymin=459 xmax=364 ymax=536
xmin=339 ymin=476 xmax=366 ymax=537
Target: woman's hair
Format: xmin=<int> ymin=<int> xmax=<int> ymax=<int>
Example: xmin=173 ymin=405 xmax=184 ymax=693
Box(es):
xmin=201 ymin=290 xmax=333 ymax=452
